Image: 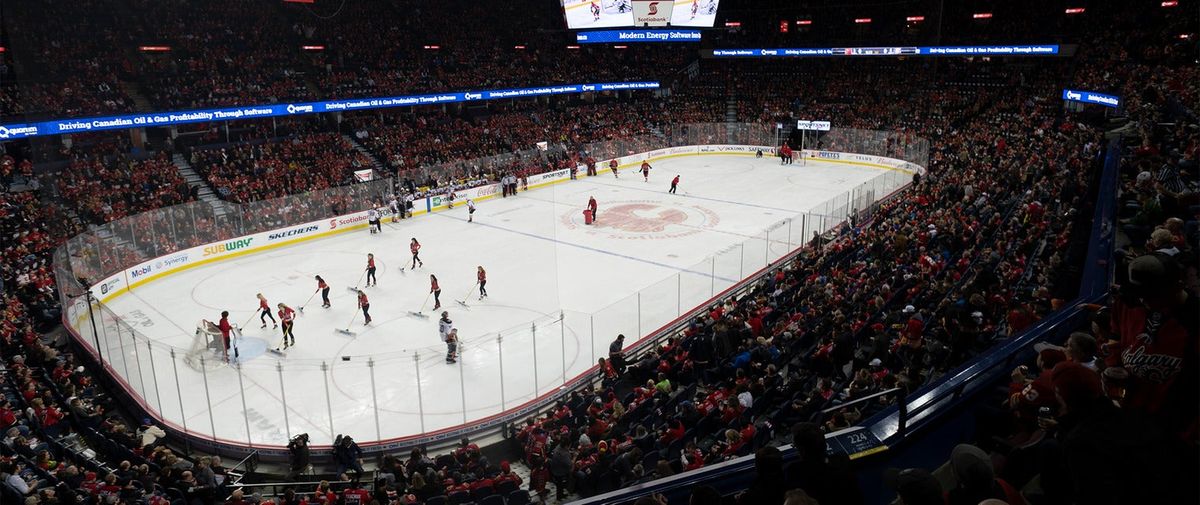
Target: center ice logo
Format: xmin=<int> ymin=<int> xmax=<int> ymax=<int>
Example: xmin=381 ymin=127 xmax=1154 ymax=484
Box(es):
xmin=599 ymin=203 xmax=686 ymax=233
xmin=562 ymin=200 xmax=720 ymax=240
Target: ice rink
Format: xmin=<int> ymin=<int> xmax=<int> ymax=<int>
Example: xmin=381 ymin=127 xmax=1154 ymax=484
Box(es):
xmin=100 ymin=154 xmax=900 ymax=447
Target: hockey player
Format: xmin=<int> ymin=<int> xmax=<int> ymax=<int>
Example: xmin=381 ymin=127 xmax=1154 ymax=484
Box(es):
xmin=367 ymin=207 xmax=380 ymax=234
xmin=640 ymin=160 xmax=652 ymax=182
xmin=357 ymin=289 xmax=372 ymax=325
xmin=466 ymin=198 xmax=476 ymax=223
xmin=218 ymin=311 xmax=233 ymax=362
xmin=430 ymin=274 xmax=442 ymax=310
xmin=278 ymin=303 xmax=296 ymax=348
xmin=690 ymin=0 xmax=698 ymax=19
xmin=591 ymin=0 xmax=600 ymax=21
xmin=315 ymin=275 xmax=331 ymax=308
xmin=610 ymin=159 xmax=619 ymax=178
xmin=588 ymin=196 xmax=598 ymax=223
xmin=586 ymin=155 xmax=597 ymax=176
xmin=257 ymin=293 xmax=278 ymax=329
xmin=445 ymin=329 xmax=459 ymax=363
xmin=439 ymin=311 xmax=453 ymax=342
xmin=366 ymin=253 xmax=377 ymax=287
xmin=669 ymin=174 xmax=680 ymax=194
xmin=410 ymin=238 xmax=423 ymax=269
xmin=477 ymin=266 xmax=488 ymax=299
xmin=446 ymin=190 xmax=456 ymax=209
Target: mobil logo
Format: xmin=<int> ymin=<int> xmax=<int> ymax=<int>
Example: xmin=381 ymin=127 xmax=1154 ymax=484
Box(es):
xmin=647 ymin=1 xmax=659 ymax=14
xmin=129 ymin=264 xmax=153 ymax=278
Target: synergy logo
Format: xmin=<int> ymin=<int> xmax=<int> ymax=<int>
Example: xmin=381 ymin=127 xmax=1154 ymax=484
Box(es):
xmin=203 ymin=238 xmax=254 ymax=257
xmin=162 ymin=253 xmax=190 ymax=267
xmin=286 ymin=104 xmax=315 ymax=114
xmin=269 ymin=225 xmax=319 ymax=241
xmin=329 ymin=214 xmax=369 ymax=229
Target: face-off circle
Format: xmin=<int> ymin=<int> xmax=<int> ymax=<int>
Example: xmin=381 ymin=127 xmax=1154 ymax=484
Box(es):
xmin=562 ymin=199 xmax=721 ymax=240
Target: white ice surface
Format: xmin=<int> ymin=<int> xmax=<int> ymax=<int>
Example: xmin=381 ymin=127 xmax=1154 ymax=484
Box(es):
xmin=99 ymin=156 xmax=889 ymax=446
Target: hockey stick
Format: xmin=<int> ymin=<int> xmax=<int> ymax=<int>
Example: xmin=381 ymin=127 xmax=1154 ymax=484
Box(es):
xmin=297 ymin=290 xmax=318 ymax=314
xmin=347 ymin=270 xmax=367 ymax=292
xmin=408 ymin=292 xmax=432 ymax=319
xmin=335 ymin=311 xmax=359 ymax=336
xmin=455 ymin=283 xmax=478 ymax=308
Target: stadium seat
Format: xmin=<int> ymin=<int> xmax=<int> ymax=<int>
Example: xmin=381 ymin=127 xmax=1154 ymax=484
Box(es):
xmin=425 ymin=496 xmax=447 ymax=505
xmin=494 ymin=479 xmax=519 ymax=495
xmin=478 ymin=495 xmax=505 ymax=505
xmin=507 ymin=490 xmax=531 ymax=505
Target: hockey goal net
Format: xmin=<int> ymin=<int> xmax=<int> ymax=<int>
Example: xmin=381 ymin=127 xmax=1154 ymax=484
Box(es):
xmin=602 ymin=0 xmax=631 ymax=14
xmin=185 ymin=320 xmax=228 ymax=371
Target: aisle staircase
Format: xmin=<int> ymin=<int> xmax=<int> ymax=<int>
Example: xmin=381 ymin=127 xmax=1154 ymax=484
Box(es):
xmin=342 ymin=134 xmax=388 ymax=175
xmin=725 ymin=96 xmax=738 ymax=122
xmin=171 ymin=153 xmax=230 ymax=218
xmin=118 ymin=80 xmax=154 ymax=112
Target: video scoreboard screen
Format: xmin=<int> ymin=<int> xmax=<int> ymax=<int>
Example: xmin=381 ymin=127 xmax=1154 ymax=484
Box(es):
xmin=562 ymin=0 xmax=720 ymax=30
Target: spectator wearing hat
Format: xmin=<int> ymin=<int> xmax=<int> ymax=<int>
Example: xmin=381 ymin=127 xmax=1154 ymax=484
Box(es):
xmin=1106 ymin=254 xmax=1198 ymax=428
xmin=944 ymin=444 xmax=1024 ymax=505
xmin=1037 ymin=362 xmax=1182 ymax=505
xmin=784 ymin=423 xmax=860 ymax=505
xmin=884 ymin=467 xmax=942 ymax=505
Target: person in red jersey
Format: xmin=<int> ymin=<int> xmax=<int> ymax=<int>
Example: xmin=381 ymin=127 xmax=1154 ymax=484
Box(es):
xmin=278 ymin=303 xmax=296 ymax=348
xmin=477 ymin=265 xmax=488 ymax=299
xmin=356 ymin=289 xmax=372 ymax=325
xmin=1106 ymin=254 xmax=1197 ymax=429
xmin=218 ymin=311 xmax=233 ymax=362
xmin=256 ymin=293 xmax=277 ymax=329
xmin=640 ymin=160 xmax=652 ymax=181
xmin=410 ymin=238 xmax=423 ymax=269
xmin=315 ymin=275 xmax=331 ymax=308
xmin=430 ymin=274 xmax=442 ymax=310
xmin=365 ymin=253 xmax=377 ymax=286
xmin=669 ymin=174 xmax=680 ymax=194
xmin=588 ymin=196 xmax=598 ymax=223
xmin=585 ymin=155 xmax=597 ymax=176
xmin=610 ymin=158 xmax=619 ymax=178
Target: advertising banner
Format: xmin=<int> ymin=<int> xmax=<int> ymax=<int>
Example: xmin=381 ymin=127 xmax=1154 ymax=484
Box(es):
xmin=0 ymin=81 xmax=660 ymax=140
xmin=1061 ymin=89 xmax=1120 ymax=108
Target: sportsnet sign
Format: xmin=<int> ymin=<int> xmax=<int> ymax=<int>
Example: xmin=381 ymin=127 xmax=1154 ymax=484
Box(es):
xmin=1062 ymin=89 xmax=1120 ymax=108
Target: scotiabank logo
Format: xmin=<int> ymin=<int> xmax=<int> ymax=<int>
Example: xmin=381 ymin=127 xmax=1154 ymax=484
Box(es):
xmin=329 ymin=214 xmax=369 ymax=229
xmin=647 ymin=2 xmax=659 ymax=14
xmin=203 ymin=238 xmax=254 ymax=257
xmin=269 ymin=225 xmax=319 ymax=241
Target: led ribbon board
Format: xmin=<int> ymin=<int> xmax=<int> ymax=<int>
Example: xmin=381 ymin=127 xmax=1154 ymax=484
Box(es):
xmin=711 ymin=45 xmax=1060 ymax=57
xmin=576 ymin=29 xmax=702 ymax=43
xmin=1061 ymin=89 xmax=1120 ymax=108
xmin=0 ymin=81 xmax=661 ymax=140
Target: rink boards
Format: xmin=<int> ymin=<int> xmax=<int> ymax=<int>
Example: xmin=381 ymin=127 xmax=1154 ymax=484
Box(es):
xmin=63 ymin=145 xmax=917 ymax=454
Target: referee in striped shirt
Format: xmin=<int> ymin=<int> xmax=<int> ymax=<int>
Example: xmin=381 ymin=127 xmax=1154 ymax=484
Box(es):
xmin=1156 ymin=159 xmax=1187 ymax=194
